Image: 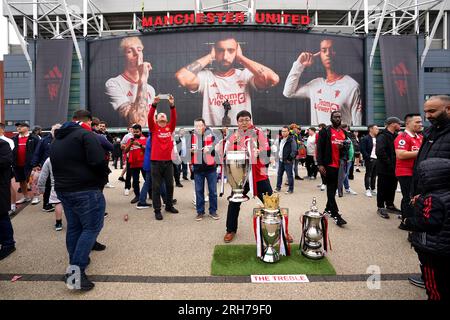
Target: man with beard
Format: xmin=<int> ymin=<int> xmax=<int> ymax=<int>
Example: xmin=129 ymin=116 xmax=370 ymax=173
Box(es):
xmin=375 ymin=117 xmax=402 ymax=219
xmin=316 ymin=111 xmax=348 ymax=226
xmin=175 ymin=36 xmax=279 ymax=126
xmin=106 ymin=37 xmax=155 ymax=127
xmin=404 ymin=95 xmax=450 ymax=298
xmin=283 ymin=39 xmax=362 ymax=126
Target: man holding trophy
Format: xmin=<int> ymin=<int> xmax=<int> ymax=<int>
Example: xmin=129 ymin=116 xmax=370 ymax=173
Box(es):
xmin=222 ymin=111 xmax=273 ymax=243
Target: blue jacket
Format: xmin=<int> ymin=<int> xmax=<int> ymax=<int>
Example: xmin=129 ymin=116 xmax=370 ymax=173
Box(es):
xmin=143 ymin=133 xmax=152 ymax=172
xmin=31 ymin=134 xmax=53 ymax=168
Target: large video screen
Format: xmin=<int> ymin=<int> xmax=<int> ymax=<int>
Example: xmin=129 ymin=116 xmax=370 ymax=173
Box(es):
xmin=89 ymin=31 xmax=365 ymax=127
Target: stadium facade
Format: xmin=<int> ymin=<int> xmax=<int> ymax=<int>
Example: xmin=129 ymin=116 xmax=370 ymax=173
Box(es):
xmin=1 ymin=0 xmax=450 ymax=131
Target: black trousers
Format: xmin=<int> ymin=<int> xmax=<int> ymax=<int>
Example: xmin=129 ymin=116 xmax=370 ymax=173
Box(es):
xmin=113 ymin=156 xmax=123 ymax=169
xmin=174 ymin=163 xmax=188 ymax=181
xmin=418 ymin=251 xmax=450 ymax=301
xmin=364 ymin=159 xmax=377 ymax=191
xmin=151 ymin=161 xmax=174 ymax=212
xmin=325 ymin=166 xmax=339 ymax=216
xmin=305 ymin=155 xmax=318 ymax=178
xmin=130 ymin=167 xmax=145 ymax=198
xmin=43 ymin=176 xmax=51 ymax=207
xmin=398 ymin=175 xmax=413 ymax=220
xmin=226 ymin=179 xmax=273 ymax=233
xmin=173 ymin=164 xmax=181 ymax=184
xmin=377 ymin=174 xmax=397 ymax=208
xmin=125 ymin=161 xmax=132 ymax=190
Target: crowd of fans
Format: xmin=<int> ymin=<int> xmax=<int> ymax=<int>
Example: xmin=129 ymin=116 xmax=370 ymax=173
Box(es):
xmin=0 ymin=95 xmax=449 ymax=299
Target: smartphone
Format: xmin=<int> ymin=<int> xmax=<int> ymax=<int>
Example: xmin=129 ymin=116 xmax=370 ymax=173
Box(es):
xmin=158 ymin=94 xmax=170 ymax=100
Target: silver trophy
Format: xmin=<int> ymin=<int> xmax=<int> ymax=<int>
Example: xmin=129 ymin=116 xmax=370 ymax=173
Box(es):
xmin=261 ymin=209 xmax=282 ymax=263
xmin=225 ymin=150 xmax=250 ymax=202
xmin=258 ymin=194 xmax=283 ymax=263
xmin=300 ymin=198 xmax=326 ymax=260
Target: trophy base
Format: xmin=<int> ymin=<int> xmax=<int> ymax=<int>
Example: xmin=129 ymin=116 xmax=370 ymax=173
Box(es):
xmin=228 ymin=192 xmax=250 ymax=203
xmin=261 ymin=247 xmax=280 ymax=263
xmin=301 ymin=249 xmax=325 ymax=260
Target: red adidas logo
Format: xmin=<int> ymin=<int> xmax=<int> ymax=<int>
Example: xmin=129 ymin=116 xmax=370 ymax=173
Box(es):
xmin=335 ymin=90 xmax=340 ymax=98
xmin=44 ymin=65 xmax=62 ymax=101
xmin=127 ymin=91 xmax=133 ymax=97
xmin=44 ymin=66 xmax=62 ymax=79
xmin=392 ymin=62 xmax=410 ymax=76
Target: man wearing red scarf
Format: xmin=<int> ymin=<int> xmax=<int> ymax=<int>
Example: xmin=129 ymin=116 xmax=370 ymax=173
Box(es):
xmin=223 ymin=111 xmax=272 ymax=243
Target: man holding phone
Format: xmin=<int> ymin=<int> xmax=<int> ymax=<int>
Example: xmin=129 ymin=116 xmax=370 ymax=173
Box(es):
xmin=148 ymin=94 xmax=178 ymax=220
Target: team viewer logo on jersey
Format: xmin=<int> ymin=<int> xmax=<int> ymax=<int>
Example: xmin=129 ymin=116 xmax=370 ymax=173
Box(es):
xmin=314 ymin=99 xmax=340 ymax=113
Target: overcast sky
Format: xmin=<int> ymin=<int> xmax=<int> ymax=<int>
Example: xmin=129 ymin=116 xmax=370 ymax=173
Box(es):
xmin=0 ymin=4 xmax=20 ymax=60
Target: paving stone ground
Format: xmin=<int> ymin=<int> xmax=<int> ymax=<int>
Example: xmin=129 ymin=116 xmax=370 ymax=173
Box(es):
xmin=0 ymin=165 xmax=426 ymax=300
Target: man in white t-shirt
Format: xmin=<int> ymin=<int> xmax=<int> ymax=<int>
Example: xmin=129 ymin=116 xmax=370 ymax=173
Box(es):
xmin=175 ymin=36 xmax=279 ymax=126
xmin=283 ymin=39 xmax=362 ymax=126
xmin=105 ymin=37 xmax=155 ymax=127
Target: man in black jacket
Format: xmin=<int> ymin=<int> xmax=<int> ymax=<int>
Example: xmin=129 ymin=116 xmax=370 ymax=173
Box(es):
xmin=407 ymin=95 xmax=450 ymax=290
xmin=51 ymin=110 xmax=106 ymax=291
xmin=317 ymin=111 xmax=347 ymax=226
xmin=405 ymin=158 xmax=450 ymax=300
xmin=12 ymin=122 xmax=40 ymax=205
xmin=275 ymin=126 xmax=297 ymax=194
xmin=360 ymin=124 xmax=379 ymax=197
xmin=375 ymin=117 xmax=402 ymax=219
xmin=0 ymin=139 xmax=15 ymax=260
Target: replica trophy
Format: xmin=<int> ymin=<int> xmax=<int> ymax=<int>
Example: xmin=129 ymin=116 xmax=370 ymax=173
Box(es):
xmin=225 ymin=150 xmax=250 ymax=202
xmin=300 ymin=198 xmax=329 ymax=260
xmin=253 ymin=193 xmax=290 ymax=263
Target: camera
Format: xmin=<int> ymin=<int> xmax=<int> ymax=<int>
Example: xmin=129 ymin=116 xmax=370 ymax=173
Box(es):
xmin=222 ymin=99 xmax=231 ymax=111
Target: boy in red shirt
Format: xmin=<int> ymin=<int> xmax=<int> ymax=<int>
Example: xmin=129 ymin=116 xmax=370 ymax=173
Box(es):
xmin=395 ymin=113 xmax=423 ymax=229
xmin=124 ymin=124 xmax=147 ymax=204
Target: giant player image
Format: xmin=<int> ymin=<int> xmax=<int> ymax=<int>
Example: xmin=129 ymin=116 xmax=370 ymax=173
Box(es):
xmin=175 ymin=36 xmax=280 ymax=126
xmin=105 ymin=37 xmax=156 ymax=127
xmin=283 ymin=39 xmax=363 ymax=126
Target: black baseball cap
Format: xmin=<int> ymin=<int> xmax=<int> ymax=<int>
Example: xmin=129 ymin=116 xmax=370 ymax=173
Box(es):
xmin=15 ymin=122 xmax=30 ymax=127
xmin=384 ymin=117 xmax=404 ymax=126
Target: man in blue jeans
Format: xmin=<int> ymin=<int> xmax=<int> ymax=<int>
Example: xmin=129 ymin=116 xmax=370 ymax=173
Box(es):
xmin=275 ymin=126 xmax=297 ymax=194
xmin=191 ymin=118 xmax=218 ymax=221
xmin=51 ymin=110 xmax=107 ymax=291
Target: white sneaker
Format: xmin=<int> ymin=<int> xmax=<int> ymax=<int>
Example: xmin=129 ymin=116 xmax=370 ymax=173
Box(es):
xmin=124 ymin=189 xmax=130 ymax=196
xmin=320 ymin=184 xmax=326 ymax=191
xmin=105 ymin=183 xmax=115 ymax=188
xmin=396 ymin=187 xmax=402 ymax=193
xmin=192 ymin=197 xmax=196 ymax=206
xmin=31 ymin=197 xmax=41 ymax=205
xmin=205 ymin=196 xmax=209 ymax=202
xmin=365 ymin=189 xmax=372 ymax=197
xmin=16 ymin=197 xmax=31 ymax=204
xmin=345 ymin=189 xmax=358 ymax=195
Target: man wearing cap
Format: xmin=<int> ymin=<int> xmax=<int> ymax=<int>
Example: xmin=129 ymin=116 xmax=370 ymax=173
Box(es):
xmin=12 ymin=122 xmax=40 ymax=205
xmin=375 ymin=116 xmax=402 ymax=219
